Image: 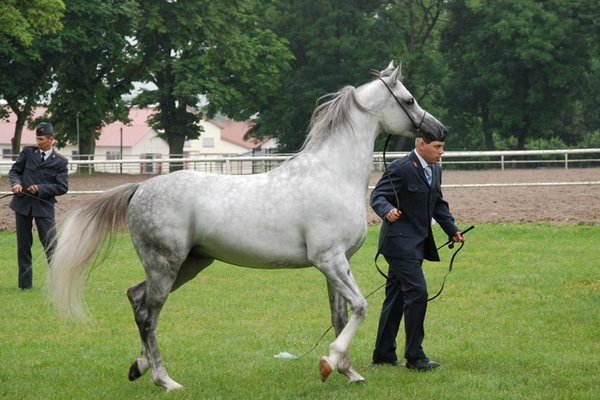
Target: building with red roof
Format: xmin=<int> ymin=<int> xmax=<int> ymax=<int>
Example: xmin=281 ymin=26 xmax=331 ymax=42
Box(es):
xmin=0 ymin=107 xmax=276 ymax=173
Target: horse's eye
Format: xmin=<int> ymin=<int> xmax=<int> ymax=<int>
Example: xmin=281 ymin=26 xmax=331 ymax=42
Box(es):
xmin=405 ymin=98 xmax=414 ymax=106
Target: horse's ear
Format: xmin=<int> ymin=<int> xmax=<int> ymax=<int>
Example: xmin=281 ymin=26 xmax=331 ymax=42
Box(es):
xmin=392 ymin=63 xmax=403 ymax=82
xmin=379 ymin=61 xmax=402 ymax=85
xmin=379 ymin=61 xmax=395 ymax=78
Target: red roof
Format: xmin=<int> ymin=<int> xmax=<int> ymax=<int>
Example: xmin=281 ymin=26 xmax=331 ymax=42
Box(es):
xmin=208 ymin=119 xmax=264 ymax=149
xmin=96 ymin=107 xmax=156 ymax=147
xmin=0 ymin=107 xmax=156 ymax=147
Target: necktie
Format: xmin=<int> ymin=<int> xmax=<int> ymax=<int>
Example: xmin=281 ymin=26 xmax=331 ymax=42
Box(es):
xmin=424 ymin=165 xmax=432 ymax=185
xmin=41 ymin=152 xmax=46 ymax=161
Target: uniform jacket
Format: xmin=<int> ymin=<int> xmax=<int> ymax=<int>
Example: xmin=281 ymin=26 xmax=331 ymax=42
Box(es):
xmin=8 ymin=146 xmax=69 ymax=218
xmin=370 ymin=150 xmax=458 ymax=261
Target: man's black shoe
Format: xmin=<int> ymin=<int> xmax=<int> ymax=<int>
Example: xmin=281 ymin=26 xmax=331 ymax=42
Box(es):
xmin=372 ymin=359 xmax=399 ymax=366
xmin=405 ymin=358 xmax=440 ymax=370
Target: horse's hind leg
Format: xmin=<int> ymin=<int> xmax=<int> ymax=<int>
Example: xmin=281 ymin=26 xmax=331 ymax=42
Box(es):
xmin=326 ymin=281 xmax=365 ymax=383
xmin=127 ymin=281 xmax=151 ymax=381
xmin=127 ymin=254 xmax=213 ymax=389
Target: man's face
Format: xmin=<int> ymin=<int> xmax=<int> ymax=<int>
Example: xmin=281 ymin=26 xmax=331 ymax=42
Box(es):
xmin=36 ymin=135 xmax=54 ymax=151
xmin=418 ymin=139 xmax=445 ymax=164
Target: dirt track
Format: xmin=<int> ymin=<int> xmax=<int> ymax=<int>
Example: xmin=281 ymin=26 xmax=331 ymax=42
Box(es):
xmin=1 ymin=167 xmax=599 ymax=231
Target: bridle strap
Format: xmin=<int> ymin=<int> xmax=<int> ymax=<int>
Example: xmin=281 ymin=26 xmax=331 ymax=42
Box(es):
xmin=378 ymin=77 xmax=434 ymax=143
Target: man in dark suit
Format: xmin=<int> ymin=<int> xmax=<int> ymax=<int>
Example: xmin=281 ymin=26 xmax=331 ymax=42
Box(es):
xmin=370 ymin=137 xmax=464 ymax=370
xmin=9 ymin=122 xmax=69 ymax=290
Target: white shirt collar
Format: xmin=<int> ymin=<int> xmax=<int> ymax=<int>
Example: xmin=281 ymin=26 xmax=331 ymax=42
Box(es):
xmin=41 ymin=148 xmax=53 ymax=157
xmin=414 ymin=150 xmax=429 ymax=169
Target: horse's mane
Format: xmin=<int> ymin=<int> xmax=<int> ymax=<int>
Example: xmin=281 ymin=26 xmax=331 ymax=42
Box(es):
xmin=300 ymin=86 xmax=370 ymax=151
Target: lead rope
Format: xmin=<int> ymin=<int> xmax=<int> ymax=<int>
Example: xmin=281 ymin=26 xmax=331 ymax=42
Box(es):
xmin=0 ymin=191 xmax=67 ymax=212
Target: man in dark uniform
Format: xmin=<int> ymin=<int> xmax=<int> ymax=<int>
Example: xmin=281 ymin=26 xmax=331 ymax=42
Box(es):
xmin=8 ymin=122 xmax=69 ymax=290
xmin=370 ymin=137 xmax=464 ymax=370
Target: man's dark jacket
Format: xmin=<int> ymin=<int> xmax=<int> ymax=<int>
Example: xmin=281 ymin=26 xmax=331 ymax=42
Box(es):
xmin=370 ymin=150 xmax=458 ymax=261
xmin=8 ymin=146 xmax=69 ymax=218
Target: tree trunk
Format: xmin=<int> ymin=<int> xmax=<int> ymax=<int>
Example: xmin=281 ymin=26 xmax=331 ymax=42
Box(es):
xmin=77 ymin=131 xmax=97 ymax=174
xmin=11 ymin=116 xmax=25 ymax=158
xmin=168 ymin=135 xmax=186 ymax=173
xmin=480 ymin=102 xmax=494 ymax=150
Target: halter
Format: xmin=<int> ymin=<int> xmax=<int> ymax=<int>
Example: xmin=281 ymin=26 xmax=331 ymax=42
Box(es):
xmin=378 ymin=77 xmax=445 ymax=143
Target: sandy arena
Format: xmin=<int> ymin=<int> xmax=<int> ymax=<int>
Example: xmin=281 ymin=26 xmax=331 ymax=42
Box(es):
xmin=1 ymin=167 xmax=599 ymax=231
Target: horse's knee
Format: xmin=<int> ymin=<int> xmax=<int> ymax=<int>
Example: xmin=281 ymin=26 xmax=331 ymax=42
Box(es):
xmin=127 ymin=282 xmax=145 ymax=309
xmin=351 ymin=297 xmax=367 ymax=320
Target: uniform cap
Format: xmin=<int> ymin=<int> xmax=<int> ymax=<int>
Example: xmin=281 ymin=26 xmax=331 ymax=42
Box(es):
xmin=35 ymin=122 xmax=54 ymax=136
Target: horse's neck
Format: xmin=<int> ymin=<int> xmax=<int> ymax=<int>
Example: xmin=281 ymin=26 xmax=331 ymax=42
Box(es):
xmin=301 ymin=119 xmax=379 ymax=188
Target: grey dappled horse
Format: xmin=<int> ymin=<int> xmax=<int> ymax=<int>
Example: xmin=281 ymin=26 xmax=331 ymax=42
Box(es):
xmin=48 ymin=62 xmax=448 ymax=391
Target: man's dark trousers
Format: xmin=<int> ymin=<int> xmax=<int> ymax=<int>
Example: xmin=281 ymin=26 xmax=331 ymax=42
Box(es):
xmin=373 ymin=256 xmax=428 ymax=363
xmin=16 ymin=211 xmax=55 ymax=289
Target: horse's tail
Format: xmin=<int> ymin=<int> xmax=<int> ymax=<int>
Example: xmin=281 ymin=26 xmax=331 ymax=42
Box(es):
xmin=47 ymin=183 xmax=140 ymax=320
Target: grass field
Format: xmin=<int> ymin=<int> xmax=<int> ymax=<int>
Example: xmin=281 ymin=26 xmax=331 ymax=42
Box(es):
xmin=0 ymin=223 xmax=598 ymax=399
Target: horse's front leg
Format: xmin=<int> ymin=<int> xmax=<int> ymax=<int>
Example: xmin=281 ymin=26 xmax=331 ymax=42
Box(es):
xmin=314 ymin=253 xmax=366 ymax=383
xmin=326 ymin=281 xmax=366 ymax=383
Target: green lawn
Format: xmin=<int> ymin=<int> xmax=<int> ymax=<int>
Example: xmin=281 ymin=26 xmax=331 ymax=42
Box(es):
xmin=0 ymin=223 xmax=598 ymax=399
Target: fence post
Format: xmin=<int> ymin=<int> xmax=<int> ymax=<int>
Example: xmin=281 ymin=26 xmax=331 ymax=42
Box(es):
xmin=565 ymin=153 xmax=568 ymax=170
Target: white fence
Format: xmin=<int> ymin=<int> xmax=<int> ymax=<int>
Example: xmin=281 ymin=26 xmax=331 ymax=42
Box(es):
xmin=1 ymin=148 xmax=599 ymax=176
xmin=373 ymin=148 xmax=600 ymax=171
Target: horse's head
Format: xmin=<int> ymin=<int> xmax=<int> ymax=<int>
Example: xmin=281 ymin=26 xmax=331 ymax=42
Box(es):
xmin=373 ymin=61 xmax=448 ymax=143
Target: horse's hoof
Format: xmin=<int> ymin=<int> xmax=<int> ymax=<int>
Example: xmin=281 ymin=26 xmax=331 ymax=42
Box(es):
xmin=128 ymin=361 xmax=142 ymax=381
xmin=165 ymin=382 xmax=184 ymax=392
xmin=352 ymin=377 xmax=367 ymax=384
xmin=319 ymin=357 xmax=333 ymax=382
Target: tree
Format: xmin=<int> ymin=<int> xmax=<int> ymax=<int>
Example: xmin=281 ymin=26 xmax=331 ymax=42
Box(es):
xmin=132 ymin=0 xmax=292 ymax=172
xmin=369 ymin=0 xmax=449 ymax=151
xmin=249 ymin=0 xmax=388 ymax=152
xmin=0 ymin=0 xmax=65 ymax=155
xmin=44 ymin=0 xmax=139 ymax=166
xmin=251 ymin=0 xmax=448 ymax=152
xmin=441 ymin=0 xmax=595 ymax=150
xmin=0 ymin=0 xmax=137 ymax=165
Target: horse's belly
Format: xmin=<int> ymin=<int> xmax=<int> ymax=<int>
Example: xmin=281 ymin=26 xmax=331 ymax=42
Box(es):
xmin=195 ymin=231 xmax=311 ymax=269
xmin=194 ymin=216 xmax=367 ymax=269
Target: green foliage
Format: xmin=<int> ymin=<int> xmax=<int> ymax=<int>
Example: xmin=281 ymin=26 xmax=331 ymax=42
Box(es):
xmin=2 ymin=0 xmax=599 ymax=156
xmin=0 ymin=0 xmax=137 ymax=159
xmin=0 ymin=223 xmax=599 ymax=398
xmin=131 ymin=0 xmax=292 ymax=166
xmin=581 ymin=130 xmax=600 ymax=148
xmin=45 ymin=0 xmax=140 ymax=156
xmin=254 ymin=0 xmax=449 ymax=153
xmin=441 ymin=0 xmax=597 ymax=150
xmin=0 ymin=0 xmax=64 ymax=46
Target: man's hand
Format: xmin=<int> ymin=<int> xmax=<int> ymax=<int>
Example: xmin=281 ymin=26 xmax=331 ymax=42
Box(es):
xmin=453 ymin=231 xmax=465 ymax=243
xmin=12 ymin=184 xmax=23 ymax=194
xmin=386 ymin=208 xmax=402 ymax=223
